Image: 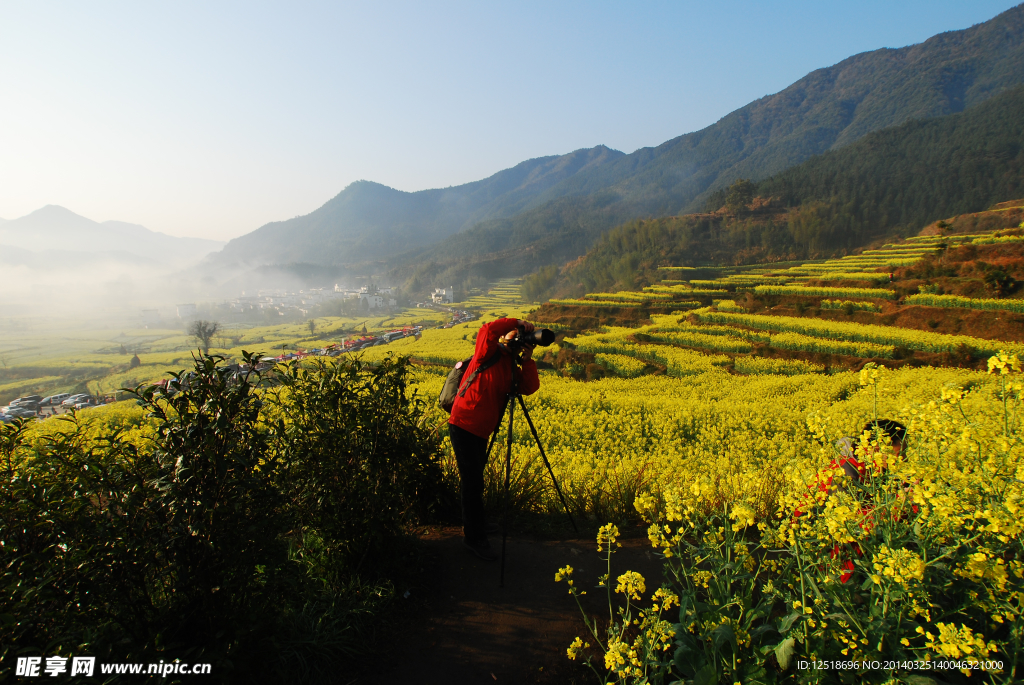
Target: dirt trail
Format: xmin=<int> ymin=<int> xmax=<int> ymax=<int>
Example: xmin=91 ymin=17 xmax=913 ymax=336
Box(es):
xmin=372 ymin=526 xmax=666 ymax=685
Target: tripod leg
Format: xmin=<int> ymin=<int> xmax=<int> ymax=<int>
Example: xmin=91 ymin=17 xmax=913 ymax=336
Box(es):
xmin=516 ymin=394 xmax=579 ymax=537
xmin=500 ymin=394 xmax=514 ymax=588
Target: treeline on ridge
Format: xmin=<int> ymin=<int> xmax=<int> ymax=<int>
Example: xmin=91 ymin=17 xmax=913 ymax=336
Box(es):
xmin=538 ymin=84 xmax=1024 ymax=297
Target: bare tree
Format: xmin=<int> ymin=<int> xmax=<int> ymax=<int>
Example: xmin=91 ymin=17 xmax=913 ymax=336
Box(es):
xmin=188 ymin=320 xmax=219 ymax=354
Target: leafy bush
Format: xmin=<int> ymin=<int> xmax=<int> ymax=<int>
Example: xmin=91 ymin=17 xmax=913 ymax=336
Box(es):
xmin=0 ymin=352 xmax=443 ymax=682
xmin=271 ymin=355 xmax=445 ymax=577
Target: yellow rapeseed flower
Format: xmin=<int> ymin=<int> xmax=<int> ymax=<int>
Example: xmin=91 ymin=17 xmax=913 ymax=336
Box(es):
xmin=615 ymin=571 xmax=646 ymax=600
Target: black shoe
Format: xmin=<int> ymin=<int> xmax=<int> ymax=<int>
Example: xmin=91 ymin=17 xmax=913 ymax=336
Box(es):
xmin=463 ymin=538 xmax=498 ymax=561
xmin=484 ymin=521 xmax=501 ymax=535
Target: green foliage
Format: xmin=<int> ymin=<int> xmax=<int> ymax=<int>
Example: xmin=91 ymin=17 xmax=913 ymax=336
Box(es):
xmin=521 ymin=265 xmax=560 ymax=303
xmin=756 ymin=85 xmax=1024 ymax=243
xmin=0 ymin=352 xmax=443 ymax=681
xmin=271 ymin=355 xmax=445 ymax=575
xmin=725 ymin=179 xmax=754 ymax=214
xmin=1 ymin=354 xmax=285 ymax=673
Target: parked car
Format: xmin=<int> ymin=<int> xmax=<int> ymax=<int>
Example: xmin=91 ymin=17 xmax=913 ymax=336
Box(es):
xmin=42 ymin=393 xmax=71 ymax=406
xmin=3 ymin=407 xmax=37 ymax=419
xmin=73 ymin=400 xmax=98 ymax=410
xmin=11 ymin=395 xmax=42 ymax=406
xmin=62 ymin=394 xmax=92 ymax=407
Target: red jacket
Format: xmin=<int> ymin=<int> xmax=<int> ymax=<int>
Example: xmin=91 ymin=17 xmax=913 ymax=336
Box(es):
xmin=449 ymin=318 xmax=540 ymax=438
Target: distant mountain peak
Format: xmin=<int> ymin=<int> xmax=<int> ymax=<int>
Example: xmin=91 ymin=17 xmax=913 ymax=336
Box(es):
xmin=32 ymin=204 xmax=86 ymax=218
xmin=213 ymin=143 xmax=629 ymax=267
xmin=0 ymin=205 xmax=224 ymax=266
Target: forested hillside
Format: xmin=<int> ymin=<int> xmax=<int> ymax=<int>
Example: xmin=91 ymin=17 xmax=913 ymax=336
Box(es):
xmin=540 ymin=85 xmax=1024 ymax=297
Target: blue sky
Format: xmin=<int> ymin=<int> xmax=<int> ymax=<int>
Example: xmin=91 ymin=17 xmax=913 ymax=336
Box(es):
xmin=0 ymin=1 xmax=1018 ymax=240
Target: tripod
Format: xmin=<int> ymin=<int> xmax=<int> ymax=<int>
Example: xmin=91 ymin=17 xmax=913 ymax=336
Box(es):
xmin=484 ymin=354 xmax=578 ymax=587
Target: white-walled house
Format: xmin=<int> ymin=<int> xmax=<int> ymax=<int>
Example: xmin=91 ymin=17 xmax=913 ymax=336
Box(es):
xmin=431 ymin=286 xmax=455 ymax=304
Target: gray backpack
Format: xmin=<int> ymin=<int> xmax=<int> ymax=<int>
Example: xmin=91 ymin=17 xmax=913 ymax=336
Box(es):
xmin=438 ymin=352 xmax=501 ymax=413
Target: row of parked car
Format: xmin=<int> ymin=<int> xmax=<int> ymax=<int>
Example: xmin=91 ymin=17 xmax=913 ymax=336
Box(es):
xmin=442 ymin=310 xmax=475 ymax=328
xmin=0 ymin=393 xmax=101 ymax=423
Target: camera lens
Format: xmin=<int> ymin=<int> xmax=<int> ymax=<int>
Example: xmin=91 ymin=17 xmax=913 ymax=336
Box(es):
xmin=514 ymin=328 xmax=554 ymax=348
xmin=531 ymin=329 xmax=555 ymax=346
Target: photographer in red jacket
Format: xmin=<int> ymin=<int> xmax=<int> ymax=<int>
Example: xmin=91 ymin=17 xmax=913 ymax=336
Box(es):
xmin=449 ymin=318 xmax=540 ymax=561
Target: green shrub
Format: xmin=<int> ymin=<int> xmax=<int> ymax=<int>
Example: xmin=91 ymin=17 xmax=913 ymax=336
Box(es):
xmin=0 ymin=352 xmax=443 ymax=681
xmin=271 ymin=355 xmax=446 ymax=577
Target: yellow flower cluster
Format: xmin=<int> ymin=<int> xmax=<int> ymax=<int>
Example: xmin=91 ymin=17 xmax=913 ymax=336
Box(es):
xmin=871 ymin=545 xmax=926 ymax=587
xmin=988 ymin=350 xmax=1022 ymax=375
xmin=597 ymin=523 xmax=621 ymax=552
xmin=566 ymin=636 xmax=588 ymax=660
xmin=551 ymin=298 xmax=641 ymax=308
xmin=696 ymin=310 xmax=1024 ymax=356
xmin=922 ymin=623 xmax=994 ymax=659
xmin=955 ymin=552 xmax=1009 ymax=592
xmin=615 ymin=571 xmax=646 ymax=601
xmin=770 ymin=330 xmax=895 ymax=359
xmin=820 ymin=299 xmax=883 ymax=311
xmin=585 ymin=291 xmax=676 ymax=302
xmin=753 ymin=284 xmax=895 ymax=300
xmin=594 ymin=353 xmax=647 ymax=378
xmin=906 ymin=292 xmax=1024 ymax=314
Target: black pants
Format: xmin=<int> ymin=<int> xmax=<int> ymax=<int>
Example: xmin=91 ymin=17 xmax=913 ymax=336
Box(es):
xmin=449 ymin=423 xmax=489 ymax=543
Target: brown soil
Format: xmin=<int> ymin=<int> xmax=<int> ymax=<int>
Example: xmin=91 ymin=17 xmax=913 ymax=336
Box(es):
xmin=534 ymin=302 xmax=713 ymax=331
xmin=370 ymin=527 xmax=665 ymax=685
xmin=918 ymin=204 xmax=1023 ymax=235
xmin=533 ymin=305 xmax=650 ymax=330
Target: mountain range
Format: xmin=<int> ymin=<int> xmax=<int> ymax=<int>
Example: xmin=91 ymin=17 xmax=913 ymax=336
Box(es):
xmin=0 ymin=205 xmax=224 ymax=269
xmin=204 ymin=3 xmax=1024 ymax=291
xmin=207 ymin=145 xmax=624 ymax=267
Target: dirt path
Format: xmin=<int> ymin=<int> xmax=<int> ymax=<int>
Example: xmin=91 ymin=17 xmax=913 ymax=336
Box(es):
xmin=373 ymin=526 xmax=666 ymax=685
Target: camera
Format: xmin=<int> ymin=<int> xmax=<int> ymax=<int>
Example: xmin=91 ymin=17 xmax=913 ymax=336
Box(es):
xmin=506 ymin=326 xmax=555 ymax=352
